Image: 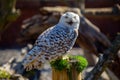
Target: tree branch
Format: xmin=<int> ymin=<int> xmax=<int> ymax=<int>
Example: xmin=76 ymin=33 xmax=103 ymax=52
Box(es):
xmin=85 ymin=34 xmax=120 ymax=80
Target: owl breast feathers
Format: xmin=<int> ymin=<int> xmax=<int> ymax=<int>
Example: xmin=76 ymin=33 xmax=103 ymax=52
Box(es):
xmin=23 ymin=12 xmax=80 ymax=70
xmin=35 ymin=25 xmax=78 ymax=55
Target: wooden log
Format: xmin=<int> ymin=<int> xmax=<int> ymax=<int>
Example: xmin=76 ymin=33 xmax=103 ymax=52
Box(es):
xmin=52 ymin=66 xmax=82 ymax=80
xmin=52 ymin=69 xmax=70 ymax=80
xmin=51 ymin=55 xmax=88 ymax=80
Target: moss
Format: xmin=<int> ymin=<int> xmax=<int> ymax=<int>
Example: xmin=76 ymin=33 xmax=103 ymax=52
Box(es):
xmin=50 ymin=59 xmax=70 ymax=71
xmin=0 ymin=69 xmax=11 ymax=79
xmin=69 ymin=55 xmax=88 ymax=72
xmin=50 ymin=55 xmax=88 ymax=72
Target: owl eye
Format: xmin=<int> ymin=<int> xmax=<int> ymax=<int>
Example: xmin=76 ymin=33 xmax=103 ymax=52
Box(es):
xmin=65 ymin=16 xmax=68 ymax=19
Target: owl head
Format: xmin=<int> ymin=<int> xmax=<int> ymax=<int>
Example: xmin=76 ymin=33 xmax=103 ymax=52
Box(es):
xmin=59 ymin=12 xmax=80 ymax=29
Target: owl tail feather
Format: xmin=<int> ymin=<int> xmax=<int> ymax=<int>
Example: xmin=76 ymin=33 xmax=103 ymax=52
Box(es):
xmin=23 ymin=58 xmax=43 ymax=71
xmin=22 ymin=46 xmax=43 ymax=71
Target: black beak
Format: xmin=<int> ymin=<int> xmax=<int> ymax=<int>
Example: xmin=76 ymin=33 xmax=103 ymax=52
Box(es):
xmin=67 ymin=20 xmax=73 ymax=25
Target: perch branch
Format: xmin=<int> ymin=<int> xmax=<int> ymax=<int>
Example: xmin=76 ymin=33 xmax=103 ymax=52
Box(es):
xmin=85 ymin=34 xmax=120 ymax=80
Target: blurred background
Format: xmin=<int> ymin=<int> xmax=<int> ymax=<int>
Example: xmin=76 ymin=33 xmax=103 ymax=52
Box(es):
xmin=0 ymin=0 xmax=120 ymax=80
xmin=0 ymin=0 xmax=120 ymax=47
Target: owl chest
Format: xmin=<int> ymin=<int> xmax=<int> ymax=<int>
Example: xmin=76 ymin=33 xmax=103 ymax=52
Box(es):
xmin=48 ymin=30 xmax=77 ymax=51
xmin=39 ymin=28 xmax=78 ymax=54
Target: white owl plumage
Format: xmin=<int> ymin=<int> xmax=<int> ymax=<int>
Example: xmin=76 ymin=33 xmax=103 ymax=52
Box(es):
xmin=23 ymin=12 xmax=80 ymax=70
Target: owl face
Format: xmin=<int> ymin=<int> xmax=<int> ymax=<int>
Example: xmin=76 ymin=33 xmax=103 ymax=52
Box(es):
xmin=59 ymin=12 xmax=80 ymax=29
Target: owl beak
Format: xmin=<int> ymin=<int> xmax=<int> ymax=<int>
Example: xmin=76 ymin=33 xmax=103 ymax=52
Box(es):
xmin=67 ymin=20 xmax=73 ymax=25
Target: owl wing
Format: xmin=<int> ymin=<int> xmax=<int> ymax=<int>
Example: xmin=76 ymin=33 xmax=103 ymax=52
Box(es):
xmin=34 ymin=24 xmax=78 ymax=61
xmin=35 ymin=25 xmax=78 ymax=55
xmin=23 ymin=26 xmax=55 ymax=70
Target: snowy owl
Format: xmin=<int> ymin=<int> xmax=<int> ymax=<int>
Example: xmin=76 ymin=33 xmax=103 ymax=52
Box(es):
xmin=23 ymin=12 xmax=80 ymax=71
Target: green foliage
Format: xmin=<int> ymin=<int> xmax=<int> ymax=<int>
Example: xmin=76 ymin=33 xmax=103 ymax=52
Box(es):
xmin=69 ymin=55 xmax=88 ymax=72
xmin=50 ymin=55 xmax=88 ymax=72
xmin=50 ymin=59 xmax=70 ymax=71
xmin=7 ymin=10 xmax=20 ymax=21
xmin=0 ymin=69 xmax=11 ymax=79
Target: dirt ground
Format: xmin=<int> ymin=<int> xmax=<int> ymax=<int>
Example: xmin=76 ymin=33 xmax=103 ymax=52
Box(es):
xmin=0 ymin=49 xmax=22 ymax=65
